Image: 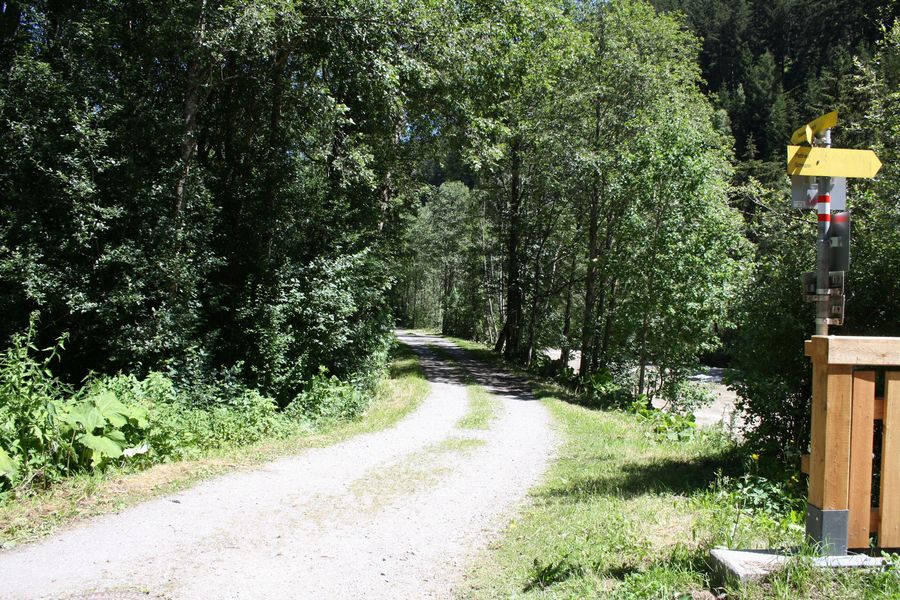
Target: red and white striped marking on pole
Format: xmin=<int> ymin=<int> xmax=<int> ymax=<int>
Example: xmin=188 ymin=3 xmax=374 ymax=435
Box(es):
xmin=817 ymin=193 xmax=831 ymax=222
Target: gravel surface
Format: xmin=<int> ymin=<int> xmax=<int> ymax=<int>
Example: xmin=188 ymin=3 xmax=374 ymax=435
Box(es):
xmin=0 ymin=332 xmax=556 ymax=600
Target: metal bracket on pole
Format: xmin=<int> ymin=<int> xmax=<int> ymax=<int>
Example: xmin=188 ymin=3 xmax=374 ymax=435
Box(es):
xmin=802 ymin=271 xmax=844 ymax=302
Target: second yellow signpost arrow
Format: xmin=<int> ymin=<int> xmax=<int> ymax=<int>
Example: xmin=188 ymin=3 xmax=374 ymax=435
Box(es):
xmin=791 ymin=110 xmax=838 ymax=145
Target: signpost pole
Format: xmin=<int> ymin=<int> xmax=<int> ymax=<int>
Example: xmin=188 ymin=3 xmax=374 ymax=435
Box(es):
xmin=789 ymin=111 xmax=882 ymax=554
xmin=815 ymin=129 xmax=832 ymax=336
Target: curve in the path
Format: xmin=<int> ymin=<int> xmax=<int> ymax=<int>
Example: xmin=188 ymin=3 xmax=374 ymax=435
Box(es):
xmin=0 ymin=332 xmax=556 ymax=600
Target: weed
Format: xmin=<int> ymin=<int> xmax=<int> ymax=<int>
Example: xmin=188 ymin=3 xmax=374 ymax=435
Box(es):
xmin=628 ymin=399 xmax=698 ymax=443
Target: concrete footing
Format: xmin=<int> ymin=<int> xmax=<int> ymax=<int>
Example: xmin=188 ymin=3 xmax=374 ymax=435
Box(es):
xmin=709 ymin=548 xmax=886 ymax=585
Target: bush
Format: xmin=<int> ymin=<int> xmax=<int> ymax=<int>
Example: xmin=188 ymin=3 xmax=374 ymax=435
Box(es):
xmin=583 ymin=369 xmax=634 ymax=409
xmin=0 ymin=318 xmax=71 ymax=487
xmin=0 ymin=318 xmax=372 ymax=494
xmin=288 ymin=368 xmax=370 ymax=424
xmin=55 ymin=390 xmax=150 ymax=469
xmin=703 ymin=467 xmax=807 ymax=549
xmin=658 ymin=380 xmax=715 ymax=416
xmin=0 ymin=321 xmax=156 ymax=488
xmin=89 ymin=373 xmax=312 ymax=464
xmin=628 ymin=399 xmax=697 ymax=442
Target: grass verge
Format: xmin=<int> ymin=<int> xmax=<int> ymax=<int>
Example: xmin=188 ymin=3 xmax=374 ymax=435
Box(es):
xmin=0 ymin=340 xmax=429 ymax=548
xmin=426 ymin=342 xmax=501 ymax=430
xmin=448 ymin=339 xmax=900 ymax=599
xmin=457 ymin=385 xmax=499 ymax=430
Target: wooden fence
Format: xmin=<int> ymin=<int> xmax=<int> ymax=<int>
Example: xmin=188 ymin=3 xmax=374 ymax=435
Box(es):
xmin=802 ymin=336 xmax=900 ymax=551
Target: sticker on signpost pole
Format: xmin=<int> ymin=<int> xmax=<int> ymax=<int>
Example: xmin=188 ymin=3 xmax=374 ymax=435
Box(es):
xmin=791 ymin=175 xmax=847 ymax=210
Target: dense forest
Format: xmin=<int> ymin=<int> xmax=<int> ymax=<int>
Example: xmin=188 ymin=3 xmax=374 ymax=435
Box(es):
xmin=395 ymin=0 xmax=900 ymax=456
xmin=0 ymin=0 xmax=898 ymax=487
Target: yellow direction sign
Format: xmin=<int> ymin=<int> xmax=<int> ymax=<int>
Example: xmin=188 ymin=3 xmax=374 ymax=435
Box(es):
xmin=790 ymin=111 xmax=838 ymax=145
xmin=787 ymin=145 xmax=882 ymax=178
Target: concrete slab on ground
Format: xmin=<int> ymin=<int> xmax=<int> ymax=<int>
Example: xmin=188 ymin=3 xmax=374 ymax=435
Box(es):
xmin=710 ymin=548 xmax=885 ymax=585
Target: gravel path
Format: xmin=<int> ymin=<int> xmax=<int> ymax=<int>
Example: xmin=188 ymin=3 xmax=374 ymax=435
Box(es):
xmin=0 ymin=332 xmax=556 ymax=600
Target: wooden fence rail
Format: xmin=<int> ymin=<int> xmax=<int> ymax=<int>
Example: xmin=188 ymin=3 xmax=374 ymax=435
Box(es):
xmin=802 ymin=336 xmax=900 ymax=553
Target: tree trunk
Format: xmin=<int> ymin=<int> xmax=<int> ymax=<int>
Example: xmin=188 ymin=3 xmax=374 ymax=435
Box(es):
xmin=638 ymin=312 xmax=650 ymax=407
xmin=174 ymin=0 xmax=209 ymax=220
xmin=559 ymin=250 xmax=576 ymax=371
xmin=579 ymin=172 xmax=600 ymax=379
xmin=600 ymin=278 xmax=618 ymax=361
xmin=594 ymin=210 xmax=616 ymax=367
xmin=525 ymin=257 xmax=540 ymax=366
xmin=503 ymin=136 xmax=523 ymax=361
xmin=493 ymin=320 xmax=508 ymax=354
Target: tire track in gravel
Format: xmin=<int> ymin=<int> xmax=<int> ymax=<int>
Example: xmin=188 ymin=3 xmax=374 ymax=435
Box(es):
xmin=0 ymin=331 xmax=556 ymax=600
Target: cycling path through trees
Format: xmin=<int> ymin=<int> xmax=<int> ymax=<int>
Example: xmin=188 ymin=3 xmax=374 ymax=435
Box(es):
xmin=1 ymin=332 xmax=556 ymax=600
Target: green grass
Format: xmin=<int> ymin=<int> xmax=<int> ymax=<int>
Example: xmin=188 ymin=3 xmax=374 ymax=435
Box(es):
xmin=344 ymin=435 xmax=486 ymax=515
xmin=425 ymin=342 xmax=501 ymax=430
xmin=461 ymin=399 xmax=738 ymax=599
xmin=431 ymin=436 xmax=487 ymax=452
xmin=0 ymin=340 xmax=429 ymax=548
xmin=458 ymin=385 xmax=500 ymax=430
xmin=445 ymin=339 xmax=900 ymax=599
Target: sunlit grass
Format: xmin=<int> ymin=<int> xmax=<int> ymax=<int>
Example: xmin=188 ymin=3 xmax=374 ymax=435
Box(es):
xmin=457 ymin=385 xmax=500 ymax=430
xmin=446 ymin=338 xmax=900 ymax=599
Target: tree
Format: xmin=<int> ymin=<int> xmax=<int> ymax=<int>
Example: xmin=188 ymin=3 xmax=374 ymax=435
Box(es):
xmin=0 ymin=0 xmax=451 ymax=401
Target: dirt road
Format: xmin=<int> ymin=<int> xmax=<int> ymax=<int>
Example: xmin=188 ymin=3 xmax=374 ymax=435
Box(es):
xmin=0 ymin=332 xmax=556 ymax=600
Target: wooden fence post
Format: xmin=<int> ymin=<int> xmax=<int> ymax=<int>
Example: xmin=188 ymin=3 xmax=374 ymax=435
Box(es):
xmin=879 ymin=373 xmax=900 ymax=547
xmin=806 ymin=337 xmax=852 ymax=554
xmin=848 ymin=371 xmax=875 ymax=549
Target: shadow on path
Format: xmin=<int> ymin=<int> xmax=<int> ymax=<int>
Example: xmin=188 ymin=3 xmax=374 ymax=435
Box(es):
xmin=398 ymin=331 xmax=539 ymax=403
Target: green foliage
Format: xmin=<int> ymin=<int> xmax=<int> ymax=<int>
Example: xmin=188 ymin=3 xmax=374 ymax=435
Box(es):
xmin=0 ymin=317 xmax=70 ymax=488
xmin=55 ymin=391 xmax=149 ymax=468
xmin=653 ymin=0 xmax=896 ymax=169
xmin=700 ymin=468 xmax=807 ymax=551
xmin=288 ymin=369 xmax=369 ymax=424
xmin=658 ymin=380 xmax=716 ymax=417
xmin=397 ymin=0 xmax=749 ymax=406
xmin=396 ymin=182 xmax=491 ymax=339
xmin=0 ymin=0 xmax=421 ymax=397
xmin=583 ymin=370 xmax=634 ymax=410
xmin=728 ymin=23 xmax=900 ymax=457
xmin=629 ymin=400 xmax=698 ymax=443
xmin=0 ymin=318 xmax=385 ymax=493
xmin=0 ymin=0 xmax=895 ymax=524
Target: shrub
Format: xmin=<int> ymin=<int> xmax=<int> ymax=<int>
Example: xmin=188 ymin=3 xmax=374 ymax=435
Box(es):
xmin=0 ymin=317 xmax=373 ymax=495
xmin=658 ymin=379 xmax=715 ymax=416
xmin=90 ymin=373 xmax=311 ymax=463
xmin=629 ymin=399 xmax=697 ymax=442
xmin=0 ymin=318 xmax=71 ymax=488
xmin=288 ymin=368 xmax=370 ymax=424
xmin=583 ymin=369 xmax=634 ymax=409
xmin=54 ymin=390 xmax=149 ymax=469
